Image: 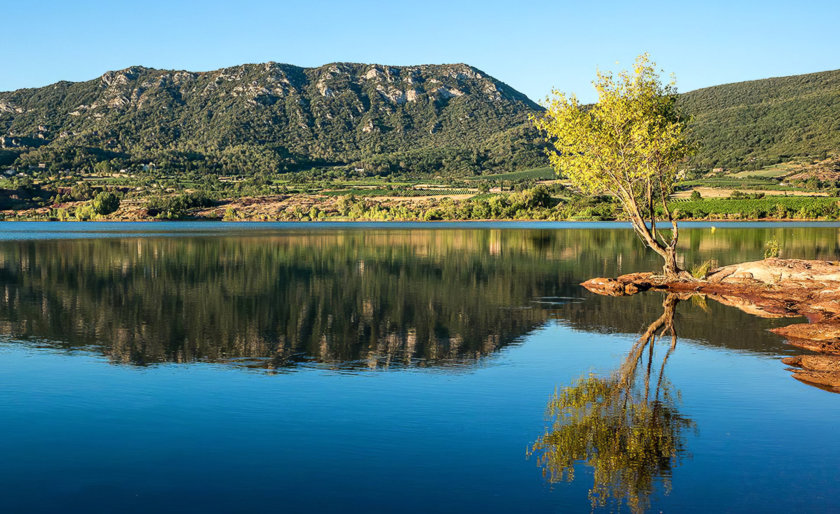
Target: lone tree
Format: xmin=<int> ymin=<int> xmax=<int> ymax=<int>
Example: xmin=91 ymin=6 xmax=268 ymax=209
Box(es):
xmin=533 ymin=54 xmax=693 ymax=278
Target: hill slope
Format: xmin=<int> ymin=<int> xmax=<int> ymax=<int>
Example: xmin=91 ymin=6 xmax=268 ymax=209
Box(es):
xmin=1 ymin=64 xmax=838 ymax=177
xmin=680 ymin=69 xmax=840 ymax=170
xmin=0 ymin=62 xmax=546 ymax=175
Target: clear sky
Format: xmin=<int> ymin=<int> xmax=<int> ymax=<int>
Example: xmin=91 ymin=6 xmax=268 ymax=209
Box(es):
xmin=3 ymin=0 xmax=838 ymax=103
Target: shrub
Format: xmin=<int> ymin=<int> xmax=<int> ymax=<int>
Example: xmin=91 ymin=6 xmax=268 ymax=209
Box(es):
xmin=70 ymin=181 xmax=95 ymax=201
xmin=74 ymin=204 xmax=95 ymax=221
xmin=223 ymin=207 xmax=238 ymax=221
xmin=91 ymin=191 xmax=120 ymax=215
xmin=690 ymin=260 xmax=713 ymax=279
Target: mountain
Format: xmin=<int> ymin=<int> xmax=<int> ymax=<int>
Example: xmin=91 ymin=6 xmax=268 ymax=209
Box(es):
xmin=1 ymin=63 xmax=838 ymax=177
xmin=679 ymin=69 xmax=840 ymax=171
xmin=0 ymin=62 xmax=547 ymax=176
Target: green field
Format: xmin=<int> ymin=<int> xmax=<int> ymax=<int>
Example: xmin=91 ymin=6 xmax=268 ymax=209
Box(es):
xmin=668 ymin=196 xmax=840 ymax=219
xmin=727 ymin=162 xmax=799 ymax=179
xmin=678 ymin=177 xmax=794 ymax=191
xmin=469 ymin=167 xmax=555 ymax=182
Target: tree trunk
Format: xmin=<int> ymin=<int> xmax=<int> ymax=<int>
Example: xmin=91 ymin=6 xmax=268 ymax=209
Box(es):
xmin=626 ymin=212 xmax=684 ymax=280
xmin=663 ymin=246 xmax=680 ymax=279
xmin=623 ymin=196 xmax=687 ymax=280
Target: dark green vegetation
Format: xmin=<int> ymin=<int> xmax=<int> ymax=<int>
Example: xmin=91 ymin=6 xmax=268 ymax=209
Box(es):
xmin=2 ymin=63 xmax=838 ymax=179
xmin=0 ymin=62 xmax=545 ymax=178
xmin=669 ymin=196 xmax=840 ymax=220
xmin=679 ymin=69 xmax=840 ymax=171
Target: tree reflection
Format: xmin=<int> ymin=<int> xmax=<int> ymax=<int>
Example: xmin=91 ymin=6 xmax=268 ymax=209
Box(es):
xmin=530 ymin=294 xmax=694 ymax=512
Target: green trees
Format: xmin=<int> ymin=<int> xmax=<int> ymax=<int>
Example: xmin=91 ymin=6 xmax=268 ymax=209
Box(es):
xmin=533 ymin=54 xmax=693 ymax=278
xmin=91 ymin=191 xmax=120 ymax=215
xmin=0 ymin=62 xmax=544 ymax=178
xmin=679 ymin=69 xmax=840 ymax=170
xmin=145 ymin=192 xmax=215 ymax=219
xmin=70 ymin=181 xmax=95 ymax=201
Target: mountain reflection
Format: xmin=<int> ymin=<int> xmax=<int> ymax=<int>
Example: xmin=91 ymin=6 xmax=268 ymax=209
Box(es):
xmin=0 ymin=225 xmax=837 ymax=371
xmin=0 ymin=231 xmax=576 ymax=370
xmin=530 ymin=294 xmax=694 ymax=513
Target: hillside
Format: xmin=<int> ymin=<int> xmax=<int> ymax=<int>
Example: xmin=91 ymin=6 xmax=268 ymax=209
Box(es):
xmin=1 ymin=63 xmax=839 ymax=178
xmin=0 ymin=62 xmax=546 ymax=176
xmin=679 ymin=69 xmax=840 ymax=171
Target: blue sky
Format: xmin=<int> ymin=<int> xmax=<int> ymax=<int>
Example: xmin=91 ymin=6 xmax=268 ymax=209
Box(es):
xmin=4 ymin=0 xmax=838 ymax=103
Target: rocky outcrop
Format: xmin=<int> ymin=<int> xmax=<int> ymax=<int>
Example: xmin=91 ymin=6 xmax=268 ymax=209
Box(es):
xmin=582 ymin=259 xmax=840 ymax=393
xmin=580 ymin=273 xmax=656 ymax=296
xmin=782 ymin=355 xmax=840 ymax=391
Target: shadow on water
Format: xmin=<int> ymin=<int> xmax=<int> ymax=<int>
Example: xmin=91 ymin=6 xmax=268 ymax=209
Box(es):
xmin=530 ymin=294 xmax=695 ymax=513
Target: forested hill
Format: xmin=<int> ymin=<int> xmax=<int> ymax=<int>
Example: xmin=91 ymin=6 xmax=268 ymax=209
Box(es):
xmin=1 ymin=63 xmax=839 ymax=177
xmin=680 ymin=68 xmax=840 ymax=171
xmin=0 ymin=62 xmax=547 ymax=176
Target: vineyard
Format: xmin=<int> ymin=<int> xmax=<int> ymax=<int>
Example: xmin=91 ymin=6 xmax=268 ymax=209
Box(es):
xmin=470 ymin=167 xmax=555 ymax=182
xmin=668 ymin=196 xmax=840 ymax=219
xmin=321 ymin=188 xmax=474 ymax=197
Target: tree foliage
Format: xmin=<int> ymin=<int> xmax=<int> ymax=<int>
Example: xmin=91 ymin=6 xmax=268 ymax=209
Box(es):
xmin=91 ymin=191 xmax=120 ymax=215
xmin=533 ymin=54 xmax=693 ymax=276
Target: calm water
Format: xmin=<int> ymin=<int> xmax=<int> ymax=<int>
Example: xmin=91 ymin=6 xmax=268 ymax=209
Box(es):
xmin=1 ymin=221 xmax=839 ymax=513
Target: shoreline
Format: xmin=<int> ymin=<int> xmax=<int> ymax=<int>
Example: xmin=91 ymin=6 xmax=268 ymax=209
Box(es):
xmin=2 ymin=217 xmax=840 ymax=224
xmin=582 ymin=258 xmax=840 ymax=391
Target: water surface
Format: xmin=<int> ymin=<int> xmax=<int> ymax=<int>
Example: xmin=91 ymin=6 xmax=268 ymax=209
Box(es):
xmin=1 ymin=222 xmax=838 ymax=512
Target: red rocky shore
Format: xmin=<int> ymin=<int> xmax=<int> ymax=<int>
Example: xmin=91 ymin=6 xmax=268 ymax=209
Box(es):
xmin=582 ymin=258 xmax=840 ymax=392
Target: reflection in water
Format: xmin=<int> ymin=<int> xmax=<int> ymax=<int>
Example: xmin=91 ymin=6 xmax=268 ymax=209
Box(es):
xmin=530 ymin=295 xmax=694 ymax=512
xmin=0 ymin=225 xmax=836 ymax=371
xmin=2 ymin=224 xmax=840 ymax=513
xmin=0 ymin=231 xmax=571 ymax=370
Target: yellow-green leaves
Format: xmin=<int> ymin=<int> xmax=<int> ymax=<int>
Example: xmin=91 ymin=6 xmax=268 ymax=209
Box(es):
xmin=533 ymin=54 xmax=690 ymax=200
xmin=532 ymin=54 xmax=694 ymax=276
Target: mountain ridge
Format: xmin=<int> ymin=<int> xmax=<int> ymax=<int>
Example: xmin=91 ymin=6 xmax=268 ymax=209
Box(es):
xmin=1 ymin=62 xmax=838 ymax=176
xmin=0 ymin=61 xmax=545 ymax=175
xmin=678 ymin=68 xmax=840 ymax=170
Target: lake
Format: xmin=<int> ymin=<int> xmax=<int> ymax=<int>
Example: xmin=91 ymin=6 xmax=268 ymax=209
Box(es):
xmin=1 ymin=221 xmax=839 ymax=513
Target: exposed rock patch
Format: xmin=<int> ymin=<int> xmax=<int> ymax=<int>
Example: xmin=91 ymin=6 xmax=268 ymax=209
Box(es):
xmin=783 ymin=355 xmax=840 ymax=390
xmin=582 ymin=258 xmax=840 ymax=393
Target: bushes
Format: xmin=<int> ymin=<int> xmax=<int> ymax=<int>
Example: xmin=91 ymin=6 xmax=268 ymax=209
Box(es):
xmin=557 ymin=195 xmax=618 ymax=220
xmin=146 ymin=192 xmax=216 ymax=219
xmin=70 ymin=181 xmax=95 ymax=201
xmin=74 ymin=204 xmax=96 ymax=221
xmin=729 ymin=190 xmax=765 ymax=200
xmin=91 ymin=191 xmax=120 ymax=215
xmin=765 ymin=238 xmax=781 ymax=258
